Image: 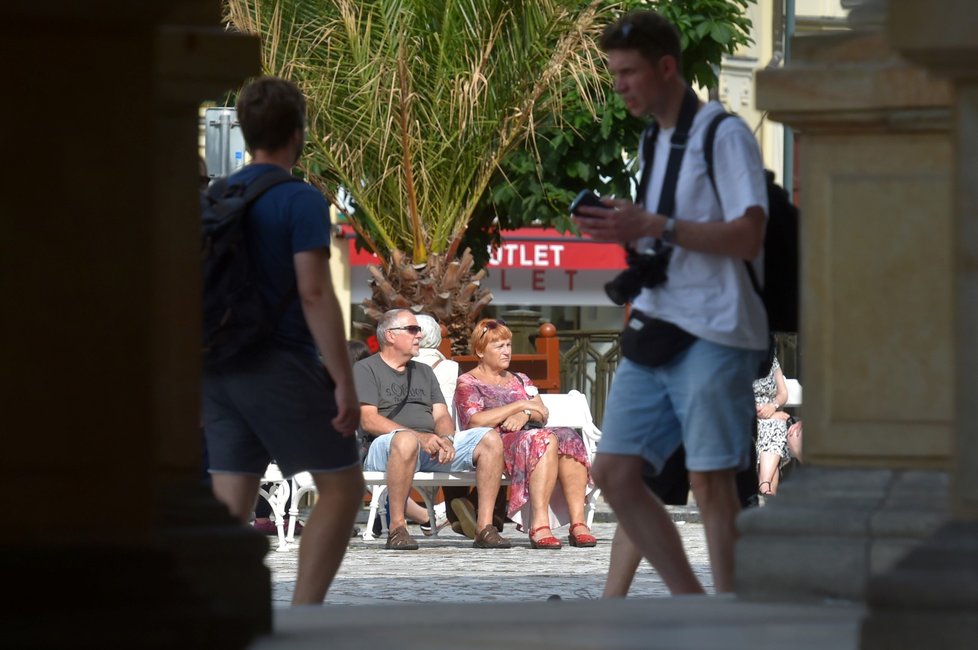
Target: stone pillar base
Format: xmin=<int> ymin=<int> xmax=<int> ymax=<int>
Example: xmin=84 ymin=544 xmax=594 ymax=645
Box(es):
xmin=1 ymin=481 xmax=271 ymax=649
xmin=861 ymin=520 xmax=978 ymax=649
xmin=1 ymin=541 xmax=260 ymax=649
xmin=736 ymin=467 xmax=949 ymax=602
xmin=159 ymin=480 xmax=273 ymax=637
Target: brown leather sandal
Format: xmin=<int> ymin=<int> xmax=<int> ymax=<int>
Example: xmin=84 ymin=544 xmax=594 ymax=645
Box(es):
xmin=567 ymin=522 xmax=597 ymax=547
xmin=529 ymin=525 xmax=561 ymax=549
xmin=386 ymin=525 xmax=419 ymax=550
xmin=473 ymin=524 xmax=511 ymax=549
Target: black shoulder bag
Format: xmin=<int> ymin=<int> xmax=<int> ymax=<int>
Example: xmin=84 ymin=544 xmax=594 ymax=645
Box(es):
xmin=621 ymin=87 xmax=700 ymax=368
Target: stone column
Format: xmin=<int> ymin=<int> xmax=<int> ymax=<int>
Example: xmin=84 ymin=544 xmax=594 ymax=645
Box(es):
xmin=861 ymin=2 xmax=978 ymax=647
xmin=0 ymin=2 xmax=269 ymax=647
xmin=736 ymin=0 xmax=954 ymax=602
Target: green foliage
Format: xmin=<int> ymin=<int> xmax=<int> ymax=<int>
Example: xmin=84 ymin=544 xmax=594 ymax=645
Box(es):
xmin=463 ymin=0 xmax=754 ymax=263
xmin=227 ymin=0 xmax=612 ymax=267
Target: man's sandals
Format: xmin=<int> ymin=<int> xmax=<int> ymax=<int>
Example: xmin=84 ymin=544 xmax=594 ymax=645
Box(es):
xmin=567 ymin=523 xmax=597 ymax=548
xmin=386 ymin=525 xmax=419 ymax=550
xmin=473 ymin=524 xmax=511 ymax=549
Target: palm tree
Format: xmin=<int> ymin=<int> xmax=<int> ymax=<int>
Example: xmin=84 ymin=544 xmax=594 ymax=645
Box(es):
xmin=225 ymin=0 xmax=610 ymax=352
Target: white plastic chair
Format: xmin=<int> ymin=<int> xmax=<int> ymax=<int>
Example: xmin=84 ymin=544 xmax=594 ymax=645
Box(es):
xmin=286 ymin=471 xmax=316 ymax=543
xmin=784 ymin=378 xmax=803 ymax=407
xmin=538 ymin=390 xmax=603 ymax=527
xmin=257 ymin=462 xmax=291 ymax=550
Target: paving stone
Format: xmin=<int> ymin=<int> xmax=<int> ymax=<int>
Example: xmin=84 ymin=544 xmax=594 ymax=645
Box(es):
xmin=263 ymin=519 xmax=712 ymax=607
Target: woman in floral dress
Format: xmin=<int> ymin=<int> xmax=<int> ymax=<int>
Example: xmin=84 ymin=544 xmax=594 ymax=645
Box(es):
xmin=454 ymin=319 xmax=595 ymax=549
xmin=754 ymin=355 xmax=792 ymax=495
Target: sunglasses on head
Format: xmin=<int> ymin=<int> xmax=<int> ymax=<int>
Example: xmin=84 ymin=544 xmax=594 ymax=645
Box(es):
xmin=479 ymin=319 xmax=507 ymax=339
xmin=390 ymin=325 xmax=423 ymax=335
xmin=608 ymin=20 xmax=670 ymax=58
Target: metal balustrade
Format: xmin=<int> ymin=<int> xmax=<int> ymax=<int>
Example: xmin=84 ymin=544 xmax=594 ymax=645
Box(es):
xmin=553 ymin=329 xmax=799 ymax=427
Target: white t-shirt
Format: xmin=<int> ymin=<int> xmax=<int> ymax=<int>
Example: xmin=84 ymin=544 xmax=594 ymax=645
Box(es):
xmin=631 ymin=100 xmax=769 ymax=350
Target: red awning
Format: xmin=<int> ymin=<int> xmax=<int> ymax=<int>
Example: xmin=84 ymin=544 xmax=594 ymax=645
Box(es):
xmin=341 ymin=226 xmax=627 ymax=271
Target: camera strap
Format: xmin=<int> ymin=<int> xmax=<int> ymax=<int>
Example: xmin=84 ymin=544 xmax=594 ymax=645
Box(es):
xmin=635 ymin=86 xmax=701 ymax=251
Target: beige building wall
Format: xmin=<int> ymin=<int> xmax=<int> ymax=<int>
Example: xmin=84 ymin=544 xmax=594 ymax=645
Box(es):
xmin=719 ymin=0 xmax=850 ymax=185
xmin=329 ymin=208 xmax=354 ymax=337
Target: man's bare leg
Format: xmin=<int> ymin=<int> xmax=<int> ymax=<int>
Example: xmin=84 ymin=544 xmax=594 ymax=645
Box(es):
xmin=471 ymin=430 xmax=504 ymax=529
xmin=384 ymin=431 xmax=420 ymax=530
xmin=603 ymin=524 xmax=643 ymax=598
xmin=404 ymin=499 xmax=430 ymax=525
xmin=689 ymin=468 xmax=740 ymax=593
xmin=211 ymin=473 xmax=261 ymax=523
xmin=593 ymin=453 xmax=703 ymax=594
xmin=292 ymin=465 xmax=364 ymax=605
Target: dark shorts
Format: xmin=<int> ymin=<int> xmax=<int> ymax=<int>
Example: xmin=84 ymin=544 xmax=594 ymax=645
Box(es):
xmin=203 ymin=346 xmax=359 ymax=477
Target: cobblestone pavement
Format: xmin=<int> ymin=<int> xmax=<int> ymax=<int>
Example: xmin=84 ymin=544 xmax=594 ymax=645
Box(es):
xmin=264 ymin=507 xmax=710 ymax=607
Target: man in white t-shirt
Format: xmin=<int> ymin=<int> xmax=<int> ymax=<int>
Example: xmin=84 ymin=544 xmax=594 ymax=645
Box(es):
xmin=575 ymin=10 xmax=768 ymax=595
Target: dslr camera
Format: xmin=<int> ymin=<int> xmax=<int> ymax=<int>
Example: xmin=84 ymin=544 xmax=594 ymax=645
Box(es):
xmin=604 ymin=246 xmax=672 ymax=306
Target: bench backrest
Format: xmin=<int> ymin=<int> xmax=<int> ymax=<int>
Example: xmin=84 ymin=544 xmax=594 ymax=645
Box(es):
xmin=539 ymin=390 xmax=602 ymax=458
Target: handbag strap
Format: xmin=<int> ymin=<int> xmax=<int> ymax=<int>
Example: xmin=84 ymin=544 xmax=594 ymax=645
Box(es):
xmin=386 ymin=362 xmax=413 ymax=421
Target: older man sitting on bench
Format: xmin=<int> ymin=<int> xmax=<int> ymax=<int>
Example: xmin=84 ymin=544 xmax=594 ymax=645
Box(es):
xmin=353 ymin=308 xmax=511 ymax=550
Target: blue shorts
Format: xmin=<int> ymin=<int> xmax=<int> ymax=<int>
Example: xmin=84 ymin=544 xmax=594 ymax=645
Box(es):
xmin=363 ymin=427 xmax=493 ymax=472
xmin=203 ymin=346 xmax=360 ymax=477
xmin=598 ymin=339 xmax=764 ymax=474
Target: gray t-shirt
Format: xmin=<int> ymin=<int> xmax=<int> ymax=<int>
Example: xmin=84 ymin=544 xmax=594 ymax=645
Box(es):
xmin=353 ymin=354 xmax=446 ymax=433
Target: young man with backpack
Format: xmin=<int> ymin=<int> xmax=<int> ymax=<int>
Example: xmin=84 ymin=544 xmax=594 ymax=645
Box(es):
xmin=201 ymin=76 xmax=363 ymax=605
xmin=575 ymin=10 xmax=768 ymax=595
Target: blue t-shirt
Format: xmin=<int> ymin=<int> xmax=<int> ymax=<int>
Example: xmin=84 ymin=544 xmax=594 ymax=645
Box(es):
xmin=228 ymin=163 xmax=332 ymax=356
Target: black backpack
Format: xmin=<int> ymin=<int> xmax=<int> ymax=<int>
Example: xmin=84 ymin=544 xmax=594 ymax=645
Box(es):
xmin=201 ymin=167 xmax=302 ymax=367
xmin=703 ymin=112 xmax=800 ymax=335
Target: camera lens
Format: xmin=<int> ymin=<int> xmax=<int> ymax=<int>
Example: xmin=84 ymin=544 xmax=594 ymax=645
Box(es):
xmin=604 ymin=248 xmax=673 ymax=305
xmin=604 ymin=268 xmax=643 ymax=306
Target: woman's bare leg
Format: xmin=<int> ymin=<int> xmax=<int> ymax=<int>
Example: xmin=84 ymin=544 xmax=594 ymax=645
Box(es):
xmin=528 ymin=434 xmax=558 ymax=537
xmin=557 ymin=455 xmax=590 ymax=526
xmin=757 ymin=451 xmax=781 ymax=495
xmin=787 ymin=421 xmax=804 ymax=463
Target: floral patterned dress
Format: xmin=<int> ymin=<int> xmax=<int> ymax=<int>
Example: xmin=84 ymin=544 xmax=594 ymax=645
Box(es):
xmin=454 ymin=372 xmax=591 ymax=527
xmin=753 ymin=356 xmax=790 ymax=467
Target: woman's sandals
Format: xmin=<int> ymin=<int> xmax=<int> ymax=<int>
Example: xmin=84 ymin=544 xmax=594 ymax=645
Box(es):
xmin=567 ymin=522 xmax=597 ymax=547
xmin=529 ymin=525 xmax=562 ymax=549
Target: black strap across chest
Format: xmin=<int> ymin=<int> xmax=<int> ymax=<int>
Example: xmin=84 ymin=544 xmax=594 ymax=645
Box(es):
xmin=635 ymin=86 xmax=700 ymax=250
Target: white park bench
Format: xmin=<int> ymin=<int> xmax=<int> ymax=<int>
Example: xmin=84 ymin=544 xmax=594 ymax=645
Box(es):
xmin=258 ymin=389 xmax=603 ymax=549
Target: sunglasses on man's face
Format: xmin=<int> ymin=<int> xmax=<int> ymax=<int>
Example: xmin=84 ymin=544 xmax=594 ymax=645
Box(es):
xmin=390 ymin=325 xmax=423 ymax=335
xmin=479 ymin=319 xmax=507 ymax=339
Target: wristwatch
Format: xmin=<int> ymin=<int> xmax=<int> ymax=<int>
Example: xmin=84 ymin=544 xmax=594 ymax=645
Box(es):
xmin=522 ymin=409 xmax=533 ymax=417
xmin=661 ymin=217 xmax=677 ymax=245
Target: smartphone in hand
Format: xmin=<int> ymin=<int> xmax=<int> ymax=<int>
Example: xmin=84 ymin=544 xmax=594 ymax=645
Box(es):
xmin=569 ymin=189 xmax=604 ymax=216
